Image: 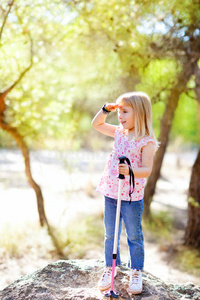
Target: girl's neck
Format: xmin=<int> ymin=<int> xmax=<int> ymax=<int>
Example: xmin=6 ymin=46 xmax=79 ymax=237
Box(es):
xmin=125 ymin=128 xmax=135 ymax=140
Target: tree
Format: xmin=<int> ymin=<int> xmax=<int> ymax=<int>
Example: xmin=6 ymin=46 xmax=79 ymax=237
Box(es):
xmin=0 ymin=0 xmax=69 ymax=256
xmin=185 ymin=148 xmax=200 ymax=248
xmin=144 ymin=58 xmax=199 ymax=219
xmin=184 ymin=64 xmax=200 ymax=248
xmin=142 ymin=1 xmax=200 ymax=219
xmin=0 ymin=2 xmax=47 ymax=225
xmin=0 ymin=0 xmax=49 ymax=227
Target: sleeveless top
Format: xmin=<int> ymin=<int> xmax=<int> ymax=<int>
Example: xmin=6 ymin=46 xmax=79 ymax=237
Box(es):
xmin=96 ymin=126 xmax=156 ymax=201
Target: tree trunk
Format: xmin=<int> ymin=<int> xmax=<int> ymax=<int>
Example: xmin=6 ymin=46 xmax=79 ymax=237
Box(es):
xmin=143 ymin=59 xmax=197 ymax=220
xmin=0 ymin=122 xmax=64 ymax=256
xmin=0 ymin=122 xmax=48 ymax=227
xmin=185 ymin=148 xmax=200 ymax=248
xmin=185 ymin=68 xmax=200 ymax=248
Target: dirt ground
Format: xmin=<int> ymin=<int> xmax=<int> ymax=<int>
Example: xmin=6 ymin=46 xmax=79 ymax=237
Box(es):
xmin=0 ymin=149 xmax=199 ymax=290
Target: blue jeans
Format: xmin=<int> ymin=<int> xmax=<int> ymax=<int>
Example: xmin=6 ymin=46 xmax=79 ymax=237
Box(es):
xmin=104 ymin=196 xmax=144 ymax=270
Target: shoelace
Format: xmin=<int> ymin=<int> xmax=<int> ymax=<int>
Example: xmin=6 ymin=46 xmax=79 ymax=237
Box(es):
xmin=130 ymin=271 xmax=140 ymax=284
xmin=102 ymin=268 xmax=112 ymax=280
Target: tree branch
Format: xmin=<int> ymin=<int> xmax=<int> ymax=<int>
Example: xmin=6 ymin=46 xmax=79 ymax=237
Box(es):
xmin=0 ymin=0 xmax=15 ymax=41
xmin=0 ymin=32 xmax=33 ymax=121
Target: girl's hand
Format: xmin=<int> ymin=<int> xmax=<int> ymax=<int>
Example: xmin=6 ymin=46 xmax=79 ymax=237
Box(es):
xmin=118 ymin=163 xmax=129 ymax=176
xmin=105 ymin=103 xmax=119 ymax=112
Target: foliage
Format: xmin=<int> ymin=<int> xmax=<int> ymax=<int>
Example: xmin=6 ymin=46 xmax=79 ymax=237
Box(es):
xmin=172 ymin=94 xmax=199 ymax=144
xmin=188 ymin=196 xmax=200 ymax=208
xmin=0 ymin=0 xmax=75 ymax=148
xmin=0 ymin=0 xmax=199 ymax=149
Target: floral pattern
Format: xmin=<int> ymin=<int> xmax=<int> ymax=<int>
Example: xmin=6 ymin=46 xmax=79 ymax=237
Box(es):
xmin=96 ymin=127 xmax=156 ymax=201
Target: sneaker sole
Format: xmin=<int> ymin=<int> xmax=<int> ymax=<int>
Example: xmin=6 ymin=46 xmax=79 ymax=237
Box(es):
xmin=98 ymin=283 xmax=111 ymax=291
xmin=127 ymin=287 xmax=142 ymax=294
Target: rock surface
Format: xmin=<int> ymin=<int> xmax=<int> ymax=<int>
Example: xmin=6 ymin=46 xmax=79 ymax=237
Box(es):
xmin=0 ymin=259 xmax=199 ymax=299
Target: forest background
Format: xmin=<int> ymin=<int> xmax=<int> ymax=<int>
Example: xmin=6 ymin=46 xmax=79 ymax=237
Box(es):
xmin=0 ymin=0 xmax=200 ymax=290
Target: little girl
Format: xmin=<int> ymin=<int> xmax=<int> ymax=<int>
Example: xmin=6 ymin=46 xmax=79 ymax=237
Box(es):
xmin=92 ymin=92 xmax=157 ymax=294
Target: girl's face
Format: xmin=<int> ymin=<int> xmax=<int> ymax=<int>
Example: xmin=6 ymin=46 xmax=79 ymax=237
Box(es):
xmin=117 ymin=104 xmax=135 ymax=132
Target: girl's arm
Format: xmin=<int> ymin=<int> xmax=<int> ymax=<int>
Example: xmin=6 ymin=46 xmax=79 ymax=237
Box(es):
xmin=118 ymin=142 xmax=156 ymax=178
xmin=91 ymin=103 xmax=119 ymax=137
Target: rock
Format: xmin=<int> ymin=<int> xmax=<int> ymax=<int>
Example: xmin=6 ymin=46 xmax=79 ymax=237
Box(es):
xmin=0 ymin=259 xmax=199 ymax=299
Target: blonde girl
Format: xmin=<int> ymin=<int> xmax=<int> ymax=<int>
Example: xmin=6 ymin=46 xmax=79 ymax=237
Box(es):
xmin=92 ymin=92 xmax=157 ymax=295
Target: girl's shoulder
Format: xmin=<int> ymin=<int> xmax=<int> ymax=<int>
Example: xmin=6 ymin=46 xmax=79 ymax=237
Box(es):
xmin=138 ymin=136 xmax=158 ymax=151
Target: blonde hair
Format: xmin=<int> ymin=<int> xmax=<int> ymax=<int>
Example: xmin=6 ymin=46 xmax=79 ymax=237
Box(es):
xmin=116 ymin=91 xmax=157 ymax=142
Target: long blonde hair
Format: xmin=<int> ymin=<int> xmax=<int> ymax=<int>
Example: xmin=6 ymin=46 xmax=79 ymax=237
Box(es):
xmin=116 ymin=91 xmax=157 ymax=143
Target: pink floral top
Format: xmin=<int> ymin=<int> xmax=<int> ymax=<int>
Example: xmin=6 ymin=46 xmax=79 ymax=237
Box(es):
xmin=96 ymin=126 xmax=156 ymax=201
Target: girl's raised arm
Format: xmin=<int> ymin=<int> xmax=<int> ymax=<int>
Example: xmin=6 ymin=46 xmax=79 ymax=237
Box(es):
xmin=91 ymin=103 xmax=119 ymax=137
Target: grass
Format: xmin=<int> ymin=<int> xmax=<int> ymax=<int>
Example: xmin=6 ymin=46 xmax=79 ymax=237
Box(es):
xmin=55 ymin=213 xmax=104 ymax=259
xmin=0 ymin=210 xmax=173 ymax=259
xmin=143 ymin=210 xmax=200 ymax=278
xmin=143 ymin=210 xmax=173 ymax=241
xmin=0 ymin=213 xmax=104 ymax=260
xmin=173 ymin=246 xmax=200 ymax=277
xmin=0 ymin=222 xmax=54 ymax=258
xmin=1 ymin=209 xmax=199 ymax=280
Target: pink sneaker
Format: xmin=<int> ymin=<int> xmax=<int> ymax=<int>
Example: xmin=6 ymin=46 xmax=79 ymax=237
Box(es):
xmin=128 ymin=269 xmax=142 ymax=294
xmin=98 ymin=267 xmax=117 ymax=291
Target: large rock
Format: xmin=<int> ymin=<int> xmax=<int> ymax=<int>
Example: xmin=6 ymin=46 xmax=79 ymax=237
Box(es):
xmin=0 ymin=259 xmax=199 ymax=299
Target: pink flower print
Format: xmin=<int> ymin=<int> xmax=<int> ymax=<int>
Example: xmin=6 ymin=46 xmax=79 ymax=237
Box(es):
xmin=104 ymin=175 xmax=110 ymax=183
xmin=123 ymin=180 xmax=129 ymax=189
xmin=107 ymin=160 xmax=111 ymax=168
xmin=124 ymin=141 xmax=129 ymax=149
xmin=111 ymin=169 xmax=118 ymax=176
xmin=112 ymin=183 xmax=119 ymax=194
xmin=130 ymin=153 xmax=136 ymax=161
xmin=118 ymin=137 xmax=122 ymax=144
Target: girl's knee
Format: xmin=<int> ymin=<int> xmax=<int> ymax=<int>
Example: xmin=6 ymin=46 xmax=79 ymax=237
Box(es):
xmin=105 ymin=233 xmax=114 ymax=241
xmin=127 ymin=232 xmax=144 ymax=244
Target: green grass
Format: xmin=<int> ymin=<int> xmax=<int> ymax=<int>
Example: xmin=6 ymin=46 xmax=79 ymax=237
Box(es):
xmin=143 ymin=210 xmax=173 ymax=241
xmin=174 ymin=246 xmax=200 ymax=277
xmin=56 ymin=213 xmax=104 ymax=258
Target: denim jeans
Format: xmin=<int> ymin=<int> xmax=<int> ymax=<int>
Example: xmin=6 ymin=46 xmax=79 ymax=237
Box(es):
xmin=104 ymin=196 xmax=144 ymax=270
